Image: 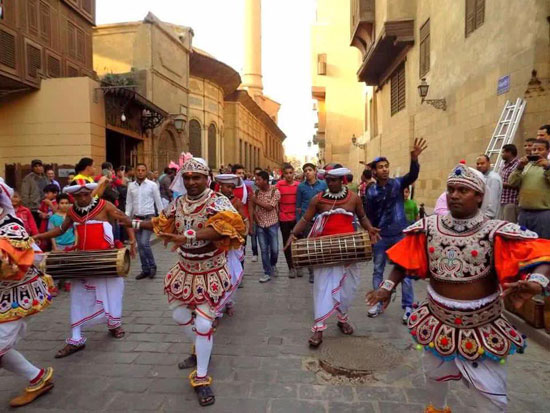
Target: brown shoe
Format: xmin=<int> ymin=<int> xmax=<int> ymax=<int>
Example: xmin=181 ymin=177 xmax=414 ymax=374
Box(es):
xmin=9 ymin=367 xmax=54 ymax=408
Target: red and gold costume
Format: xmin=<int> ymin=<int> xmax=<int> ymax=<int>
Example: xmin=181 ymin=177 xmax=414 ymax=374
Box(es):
xmin=386 ymin=163 xmax=550 ymax=412
xmin=0 ymin=179 xmax=54 ymax=407
xmin=152 ymin=158 xmax=245 ymax=392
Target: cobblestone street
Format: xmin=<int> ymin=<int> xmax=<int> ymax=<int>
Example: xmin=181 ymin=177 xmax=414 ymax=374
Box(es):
xmin=1 ymin=241 xmax=548 ymax=412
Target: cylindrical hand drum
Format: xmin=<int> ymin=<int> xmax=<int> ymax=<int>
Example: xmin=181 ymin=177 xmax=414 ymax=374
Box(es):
xmin=42 ymin=249 xmax=130 ymax=279
xmin=291 ymin=232 xmax=372 ymax=269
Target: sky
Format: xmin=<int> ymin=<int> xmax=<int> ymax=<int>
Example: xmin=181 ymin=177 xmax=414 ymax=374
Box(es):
xmin=96 ymin=0 xmax=318 ymax=159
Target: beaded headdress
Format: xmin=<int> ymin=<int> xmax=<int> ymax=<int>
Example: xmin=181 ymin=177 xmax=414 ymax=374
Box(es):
xmin=180 ymin=157 xmax=209 ymax=176
xmin=447 ymin=163 xmax=486 ymax=194
xmin=63 ymin=179 xmax=98 ymax=194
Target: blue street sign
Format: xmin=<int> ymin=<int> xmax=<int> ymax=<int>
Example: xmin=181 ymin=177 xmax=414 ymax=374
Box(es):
xmin=497 ymin=75 xmax=510 ymax=95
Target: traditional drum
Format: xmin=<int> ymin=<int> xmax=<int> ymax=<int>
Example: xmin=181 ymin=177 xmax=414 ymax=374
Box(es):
xmin=41 ymin=249 xmax=130 ymax=279
xmin=291 ymin=232 xmax=372 ymax=269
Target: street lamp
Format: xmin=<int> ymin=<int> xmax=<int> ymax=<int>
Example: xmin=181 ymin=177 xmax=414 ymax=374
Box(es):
xmin=351 ymin=134 xmax=365 ymax=149
xmin=173 ymin=114 xmax=187 ymax=133
xmin=417 ymin=78 xmax=447 ymax=111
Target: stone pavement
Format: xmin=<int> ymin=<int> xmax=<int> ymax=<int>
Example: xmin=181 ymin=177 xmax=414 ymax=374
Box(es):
xmin=1 ymin=241 xmax=549 ymax=412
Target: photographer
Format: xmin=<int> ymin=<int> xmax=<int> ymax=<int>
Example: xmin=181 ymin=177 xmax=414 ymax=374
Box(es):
xmin=508 ymin=139 xmax=550 ymax=239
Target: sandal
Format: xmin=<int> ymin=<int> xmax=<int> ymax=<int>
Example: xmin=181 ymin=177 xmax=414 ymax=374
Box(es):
xmin=55 ymin=344 xmax=85 ymax=359
xmin=308 ymin=331 xmax=323 ymax=348
xmin=195 ymin=385 xmax=215 ymax=407
xmin=178 ymin=354 xmax=197 ymax=370
xmin=108 ymin=326 xmax=125 ymax=339
xmin=337 ymin=321 xmax=354 ymax=335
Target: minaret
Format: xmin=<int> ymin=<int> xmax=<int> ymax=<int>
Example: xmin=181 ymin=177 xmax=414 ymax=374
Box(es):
xmin=242 ymin=0 xmax=263 ymax=98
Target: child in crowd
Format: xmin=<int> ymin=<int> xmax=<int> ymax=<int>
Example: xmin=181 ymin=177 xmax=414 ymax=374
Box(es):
xmin=48 ymin=193 xmax=75 ymax=295
xmin=38 ymin=184 xmax=59 ymax=234
xmin=49 ymin=193 xmax=75 ymax=251
xmin=11 ymin=191 xmax=38 ymax=236
xmin=403 ymin=186 xmax=419 ymax=225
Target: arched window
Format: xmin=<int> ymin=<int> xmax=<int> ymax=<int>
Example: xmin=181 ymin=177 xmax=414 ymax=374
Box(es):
xmin=208 ymin=123 xmax=217 ymax=169
xmin=189 ymin=120 xmax=202 ymax=157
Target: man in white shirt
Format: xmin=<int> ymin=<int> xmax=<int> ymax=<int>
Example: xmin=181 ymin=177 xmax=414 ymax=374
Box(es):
xmin=476 ymin=154 xmax=502 ymax=219
xmin=126 ymin=163 xmax=164 ymax=279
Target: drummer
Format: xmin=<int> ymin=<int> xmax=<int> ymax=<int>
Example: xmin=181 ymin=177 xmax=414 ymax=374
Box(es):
xmin=34 ymin=179 xmax=136 ymax=358
xmin=285 ymin=167 xmax=380 ymax=347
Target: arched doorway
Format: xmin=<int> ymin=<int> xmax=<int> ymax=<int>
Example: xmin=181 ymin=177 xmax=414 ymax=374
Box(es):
xmin=208 ymin=123 xmax=217 ymax=169
xmin=189 ymin=120 xmax=202 ymax=157
xmin=156 ymin=129 xmax=179 ymax=171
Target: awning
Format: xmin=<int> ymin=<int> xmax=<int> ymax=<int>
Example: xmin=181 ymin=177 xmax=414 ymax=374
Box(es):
xmin=99 ymin=86 xmax=168 ymax=131
xmin=357 ymin=20 xmax=414 ymax=86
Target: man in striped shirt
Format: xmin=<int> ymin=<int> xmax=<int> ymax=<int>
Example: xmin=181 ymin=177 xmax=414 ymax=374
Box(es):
xmin=276 ymin=164 xmax=300 ymax=278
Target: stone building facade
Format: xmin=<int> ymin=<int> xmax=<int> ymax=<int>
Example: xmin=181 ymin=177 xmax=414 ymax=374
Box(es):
xmin=350 ymin=0 xmax=550 ymax=206
xmin=311 ymin=0 xmax=371 ymax=178
xmin=93 ymin=13 xmax=192 ymax=171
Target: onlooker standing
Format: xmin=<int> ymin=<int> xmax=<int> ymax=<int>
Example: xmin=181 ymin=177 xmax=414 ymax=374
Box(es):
xmin=159 ymin=167 xmax=176 ymax=207
xmin=38 ymin=184 xmax=59 ymax=234
xmin=49 ymin=193 xmax=75 ymax=251
xmin=364 ymin=138 xmax=427 ymax=321
xmin=250 ymin=167 xmax=264 ymax=262
xmin=498 ymin=144 xmax=520 ymax=222
xmin=21 ymin=159 xmax=48 ymax=225
xmin=403 ymin=186 xmax=419 ymax=225
xmin=74 ymin=157 xmax=108 ymax=198
xmin=524 ymin=137 xmax=536 ymax=156
xmin=275 ymin=164 xmax=299 ymax=278
xmin=475 ymin=154 xmax=503 ymax=219
xmin=11 ymin=192 xmax=38 ymax=236
xmin=252 ymin=170 xmax=281 ymax=283
xmin=45 ymin=168 xmax=61 ymax=190
xmin=508 ymin=139 xmax=550 ymax=239
xmin=126 ymin=163 xmax=164 ymax=279
xmin=536 ymin=124 xmax=550 ymax=141
xmin=296 ymin=162 xmax=327 ymax=283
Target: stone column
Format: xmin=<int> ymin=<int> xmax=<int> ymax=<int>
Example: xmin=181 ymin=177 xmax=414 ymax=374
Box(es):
xmin=242 ymin=0 xmax=263 ymax=98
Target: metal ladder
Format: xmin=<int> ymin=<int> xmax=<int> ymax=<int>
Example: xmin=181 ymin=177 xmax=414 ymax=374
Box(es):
xmin=485 ymin=98 xmax=527 ymax=172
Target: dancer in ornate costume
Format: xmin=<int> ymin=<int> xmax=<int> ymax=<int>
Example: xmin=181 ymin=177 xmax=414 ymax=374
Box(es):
xmin=366 ymin=164 xmax=550 ymax=413
xmin=214 ymin=174 xmax=248 ymax=317
xmin=0 ymin=178 xmax=54 ymax=407
xmin=286 ymin=167 xmax=380 ymax=347
xmin=35 ymin=180 xmax=136 ymax=358
xmin=139 ymin=158 xmax=245 ymax=407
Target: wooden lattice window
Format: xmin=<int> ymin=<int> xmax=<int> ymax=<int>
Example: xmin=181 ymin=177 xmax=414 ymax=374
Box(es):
xmin=76 ymin=27 xmax=85 ymax=61
xmin=82 ymin=0 xmax=93 ymax=14
xmin=26 ymin=43 xmax=42 ymax=78
xmin=419 ymin=19 xmax=430 ymax=78
xmin=390 ymin=63 xmax=406 ymax=116
xmin=47 ymin=54 xmax=61 ymax=77
xmin=67 ymin=64 xmax=79 ymax=77
xmin=28 ymin=0 xmax=39 ymax=36
xmin=67 ymin=21 xmax=76 ymax=58
xmin=39 ymin=1 xmax=51 ymax=43
xmin=465 ymin=0 xmax=485 ymax=37
xmin=0 ymin=29 xmax=16 ymax=69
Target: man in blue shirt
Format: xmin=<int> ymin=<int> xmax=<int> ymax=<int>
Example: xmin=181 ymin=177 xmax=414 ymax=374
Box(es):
xmin=364 ymin=138 xmax=427 ymax=322
xmin=296 ymin=163 xmax=327 ymax=282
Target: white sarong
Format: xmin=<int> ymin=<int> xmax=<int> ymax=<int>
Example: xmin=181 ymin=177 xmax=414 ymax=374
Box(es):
xmin=0 ymin=319 xmax=26 ymax=356
xmin=217 ymin=247 xmax=244 ymax=315
xmin=312 ymin=263 xmax=360 ymax=331
xmin=70 ymin=277 xmax=124 ymax=330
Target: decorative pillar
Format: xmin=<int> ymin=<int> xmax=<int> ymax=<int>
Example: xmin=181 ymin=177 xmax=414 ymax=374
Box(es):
xmin=242 ymin=0 xmax=263 ymax=98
